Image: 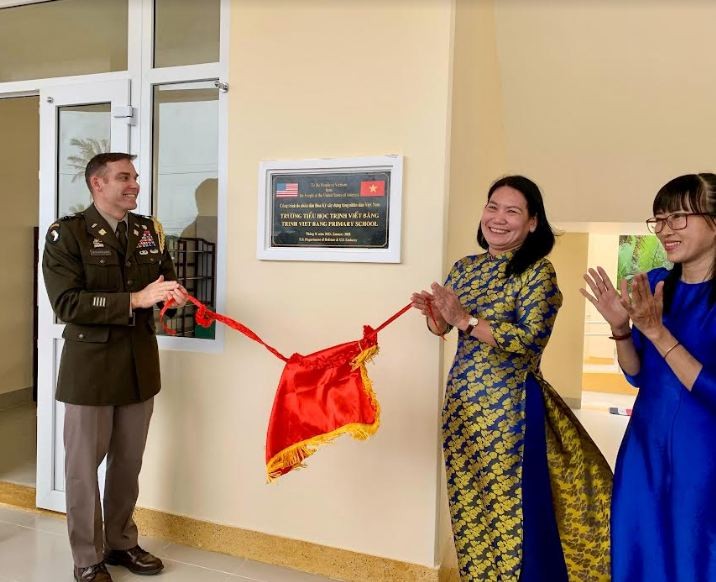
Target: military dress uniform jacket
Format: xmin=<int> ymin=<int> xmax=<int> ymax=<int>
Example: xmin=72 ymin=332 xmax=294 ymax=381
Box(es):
xmin=42 ymin=204 xmax=178 ymax=406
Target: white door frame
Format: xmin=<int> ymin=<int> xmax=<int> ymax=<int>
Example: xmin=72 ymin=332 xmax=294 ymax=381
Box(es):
xmin=0 ymin=0 xmax=229 ymax=513
xmin=35 ymin=79 xmax=132 ymax=512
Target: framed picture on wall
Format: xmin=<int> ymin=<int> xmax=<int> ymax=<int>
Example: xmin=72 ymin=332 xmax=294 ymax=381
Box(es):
xmin=256 ymin=155 xmax=403 ymax=263
xmin=617 ymin=234 xmax=671 ymax=286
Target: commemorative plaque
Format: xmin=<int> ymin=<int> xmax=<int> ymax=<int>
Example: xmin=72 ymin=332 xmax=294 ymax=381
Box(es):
xmin=271 ymin=172 xmax=390 ymax=249
xmin=257 ymin=156 xmax=402 ymax=263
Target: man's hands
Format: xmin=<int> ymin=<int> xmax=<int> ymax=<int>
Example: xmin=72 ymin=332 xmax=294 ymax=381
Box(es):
xmin=130 ymin=276 xmax=188 ymax=310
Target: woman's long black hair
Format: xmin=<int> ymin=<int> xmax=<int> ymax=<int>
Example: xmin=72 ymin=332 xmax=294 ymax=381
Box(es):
xmin=653 ymin=173 xmax=716 ymax=312
xmin=476 ymin=175 xmax=556 ymax=277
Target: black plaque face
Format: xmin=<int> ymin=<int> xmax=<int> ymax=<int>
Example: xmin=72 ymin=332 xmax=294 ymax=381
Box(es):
xmin=270 ymin=171 xmax=390 ymax=248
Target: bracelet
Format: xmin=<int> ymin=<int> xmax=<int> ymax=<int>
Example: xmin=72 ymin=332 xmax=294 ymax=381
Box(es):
xmin=663 ymin=341 xmax=680 ymax=360
xmin=609 ymin=329 xmax=632 ymax=341
xmin=425 ymin=316 xmax=451 ymax=337
xmin=426 ymin=304 xmax=450 ymax=337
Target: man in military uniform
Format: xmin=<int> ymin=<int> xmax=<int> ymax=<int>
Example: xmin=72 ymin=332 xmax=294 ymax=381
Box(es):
xmin=43 ymin=153 xmax=187 ymax=582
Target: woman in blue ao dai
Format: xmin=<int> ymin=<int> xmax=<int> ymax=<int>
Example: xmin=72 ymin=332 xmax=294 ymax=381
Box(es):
xmin=582 ymin=173 xmax=716 ymax=582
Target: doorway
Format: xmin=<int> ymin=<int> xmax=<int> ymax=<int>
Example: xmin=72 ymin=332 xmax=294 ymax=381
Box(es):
xmin=0 ymin=95 xmax=39 ymax=488
xmin=0 ymin=0 xmax=227 ymax=514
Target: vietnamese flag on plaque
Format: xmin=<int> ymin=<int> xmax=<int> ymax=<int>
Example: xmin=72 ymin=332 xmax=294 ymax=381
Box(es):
xmin=360 ymin=180 xmax=386 ymax=197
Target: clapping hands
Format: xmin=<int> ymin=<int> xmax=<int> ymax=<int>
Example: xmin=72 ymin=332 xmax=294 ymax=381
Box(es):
xmin=581 ymin=267 xmax=665 ymax=340
xmin=580 ymin=267 xmax=630 ymax=332
xmin=429 ymin=283 xmax=468 ymax=328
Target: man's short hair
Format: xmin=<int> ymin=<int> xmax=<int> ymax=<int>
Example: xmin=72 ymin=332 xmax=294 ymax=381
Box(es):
xmin=85 ymin=152 xmax=137 ymax=192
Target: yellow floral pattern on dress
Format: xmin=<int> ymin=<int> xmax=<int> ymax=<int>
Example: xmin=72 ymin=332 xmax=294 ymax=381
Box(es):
xmin=442 ymin=253 xmax=612 ymax=581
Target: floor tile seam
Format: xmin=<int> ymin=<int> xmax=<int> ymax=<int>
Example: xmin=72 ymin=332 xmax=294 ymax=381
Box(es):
xmin=0 ymin=503 xmax=68 ymax=521
xmin=0 ymin=518 xmax=33 ymax=529
xmin=140 ymin=538 xmax=172 ymax=552
xmin=0 ymin=518 xmax=65 ymax=537
xmin=162 ymin=556 xmax=239 ymax=576
xmin=29 ymin=525 xmax=66 ymax=537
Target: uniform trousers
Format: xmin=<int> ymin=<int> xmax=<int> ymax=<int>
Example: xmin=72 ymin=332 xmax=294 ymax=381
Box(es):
xmin=63 ymin=398 xmax=154 ymax=567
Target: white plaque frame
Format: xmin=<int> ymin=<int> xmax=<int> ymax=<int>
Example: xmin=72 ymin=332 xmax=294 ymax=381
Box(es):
xmin=257 ymin=155 xmax=403 ymax=263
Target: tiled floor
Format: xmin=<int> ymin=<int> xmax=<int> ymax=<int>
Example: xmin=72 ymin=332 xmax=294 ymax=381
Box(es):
xmin=0 ymin=392 xmax=634 ymax=581
xmin=0 ymin=504 xmax=336 ymax=581
xmin=573 ymin=390 xmax=633 ymax=471
xmin=0 ymin=403 xmax=335 ymax=581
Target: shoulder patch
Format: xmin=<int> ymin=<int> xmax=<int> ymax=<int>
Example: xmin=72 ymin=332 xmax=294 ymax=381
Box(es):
xmin=46 ymin=213 xmax=83 ymax=244
xmin=46 ymin=224 xmax=61 ymax=244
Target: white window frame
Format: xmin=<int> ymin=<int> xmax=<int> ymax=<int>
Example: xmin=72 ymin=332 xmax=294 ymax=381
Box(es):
xmin=137 ymin=0 xmax=230 ymax=352
xmin=0 ymin=0 xmax=230 ymax=353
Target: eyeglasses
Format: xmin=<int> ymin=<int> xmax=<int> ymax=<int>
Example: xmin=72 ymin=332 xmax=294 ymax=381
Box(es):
xmin=646 ymin=212 xmax=715 ymax=234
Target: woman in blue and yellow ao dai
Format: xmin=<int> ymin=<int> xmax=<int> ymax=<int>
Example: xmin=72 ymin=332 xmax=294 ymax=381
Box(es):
xmin=414 ymin=176 xmax=612 ymax=581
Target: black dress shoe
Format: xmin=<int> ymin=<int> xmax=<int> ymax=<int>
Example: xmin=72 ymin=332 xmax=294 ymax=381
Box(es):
xmin=74 ymin=562 xmax=113 ymax=582
xmin=104 ymin=545 xmax=164 ymax=575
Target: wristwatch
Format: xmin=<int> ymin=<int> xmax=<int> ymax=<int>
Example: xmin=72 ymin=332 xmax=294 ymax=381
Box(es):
xmin=464 ymin=316 xmax=479 ymax=335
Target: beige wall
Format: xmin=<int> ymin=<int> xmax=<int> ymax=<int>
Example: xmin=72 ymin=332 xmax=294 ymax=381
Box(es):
xmin=542 ymin=232 xmax=589 ymax=406
xmin=439 ymin=0 xmax=507 ymax=570
xmin=493 ymin=1 xmax=716 ymax=223
xmin=584 ymin=233 xmax=620 ymax=362
xmin=8 ymin=0 xmax=710 ymax=572
xmin=0 ymin=0 xmax=126 ymax=82
xmin=140 ymin=0 xmax=455 ymax=568
xmin=446 ymin=0 xmax=507 ymax=268
xmin=0 ymin=97 xmax=38 ymax=396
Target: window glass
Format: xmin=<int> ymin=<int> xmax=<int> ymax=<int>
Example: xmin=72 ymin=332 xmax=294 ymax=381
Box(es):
xmin=0 ymin=0 xmax=127 ymax=82
xmin=152 ymin=82 xmax=219 ymax=339
xmin=57 ymin=104 xmax=111 ymax=218
xmin=154 ymin=0 xmax=220 ymax=68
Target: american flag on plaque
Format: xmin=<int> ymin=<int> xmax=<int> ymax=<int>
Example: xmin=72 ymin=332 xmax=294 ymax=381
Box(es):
xmin=275 ymin=182 xmax=299 ymax=198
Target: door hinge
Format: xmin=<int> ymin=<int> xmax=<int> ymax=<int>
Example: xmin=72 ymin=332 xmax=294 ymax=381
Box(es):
xmin=112 ymin=105 xmax=136 ymax=125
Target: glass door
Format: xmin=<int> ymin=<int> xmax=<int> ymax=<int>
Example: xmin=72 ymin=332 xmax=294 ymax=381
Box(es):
xmin=36 ymin=80 xmax=131 ymax=512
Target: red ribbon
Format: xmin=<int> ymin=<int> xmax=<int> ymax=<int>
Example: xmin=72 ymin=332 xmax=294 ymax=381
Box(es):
xmin=426 ymin=302 xmax=447 ymax=340
xmin=159 ymin=296 xmax=412 ymax=361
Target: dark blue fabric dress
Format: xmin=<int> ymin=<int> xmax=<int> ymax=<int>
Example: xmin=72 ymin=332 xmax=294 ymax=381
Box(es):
xmin=613 ymin=268 xmax=716 ymax=582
